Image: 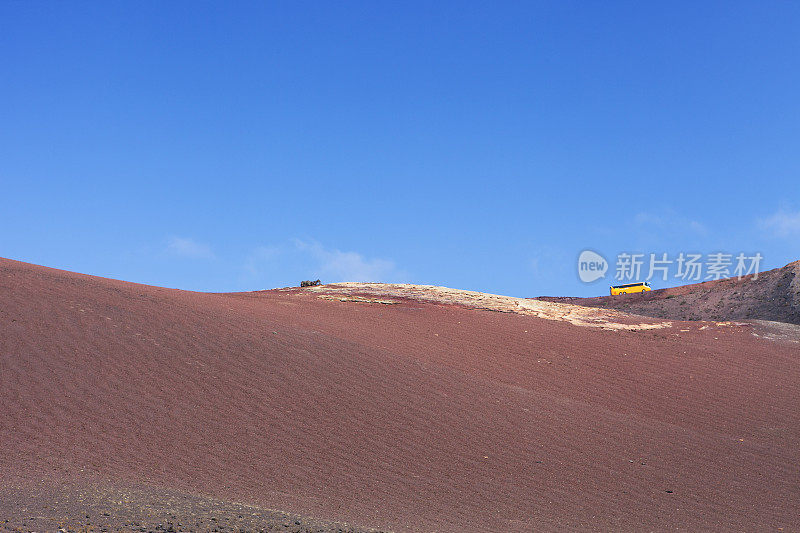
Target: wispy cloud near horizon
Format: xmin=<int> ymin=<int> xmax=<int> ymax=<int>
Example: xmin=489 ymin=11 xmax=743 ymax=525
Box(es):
xmin=243 ymin=239 xmax=407 ymax=285
xmin=166 ymin=237 xmax=215 ymax=259
xmin=758 ymin=209 xmax=800 ymax=238
xmin=243 ymin=245 xmax=281 ymax=276
xmin=293 ymin=239 xmax=406 ymax=283
xmin=633 ymin=210 xmax=709 ymax=236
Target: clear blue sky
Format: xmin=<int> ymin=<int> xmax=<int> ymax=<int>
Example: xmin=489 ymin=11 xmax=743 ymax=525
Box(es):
xmin=2 ymin=1 xmax=799 ymax=296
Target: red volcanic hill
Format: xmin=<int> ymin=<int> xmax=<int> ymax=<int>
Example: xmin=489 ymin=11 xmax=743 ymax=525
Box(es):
xmin=1 ymin=257 xmax=799 ymax=532
xmin=542 ymin=260 xmax=800 ymax=325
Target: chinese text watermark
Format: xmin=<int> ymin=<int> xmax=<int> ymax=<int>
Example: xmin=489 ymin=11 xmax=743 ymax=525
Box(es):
xmin=578 ymin=251 xmax=762 ymax=283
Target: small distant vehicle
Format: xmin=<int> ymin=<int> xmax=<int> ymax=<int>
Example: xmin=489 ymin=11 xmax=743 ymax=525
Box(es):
xmin=610 ymin=282 xmax=651 ymax=295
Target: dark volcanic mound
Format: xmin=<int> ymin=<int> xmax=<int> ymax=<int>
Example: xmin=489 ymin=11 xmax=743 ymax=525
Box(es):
xmin=542 ymin=260 xmax=800 ymax=325
xmin=1 ymin=257 xmax=799 ymax=532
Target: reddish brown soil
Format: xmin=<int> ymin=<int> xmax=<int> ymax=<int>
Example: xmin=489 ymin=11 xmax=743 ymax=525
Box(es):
xmin=1 ymin=257 xmax=799 ymax=531
xmin=542 ymin=260 xmax=800 ymax=325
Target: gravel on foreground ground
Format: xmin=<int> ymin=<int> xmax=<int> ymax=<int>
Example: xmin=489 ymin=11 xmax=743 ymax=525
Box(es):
xmin=0 ymin=481 xmax=385 ymax=533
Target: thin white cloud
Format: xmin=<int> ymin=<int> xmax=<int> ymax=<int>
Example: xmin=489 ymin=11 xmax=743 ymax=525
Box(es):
xmin=633 ymin=210 xmax=709 ymax=236
xmin=166 ymin=236 xmax=215 ymax=259
xmin=758 ymin=209 xmax=800 ymax=237
xmin=294 ymin=239 xmax=405 ymax=283
xmin=243 ymin=245 xmax=281 ymax=275
xmin=242 ymin=239 xmax=406 ymax=285
xmin=530 ymin=257 xmax=540 ymax=276
xmin=528 ymin=247 xmax=568 ymax=279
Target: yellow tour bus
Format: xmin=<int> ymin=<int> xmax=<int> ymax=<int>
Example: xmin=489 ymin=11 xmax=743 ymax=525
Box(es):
xmin=610 ymin=282 xmax=651 ymax=295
